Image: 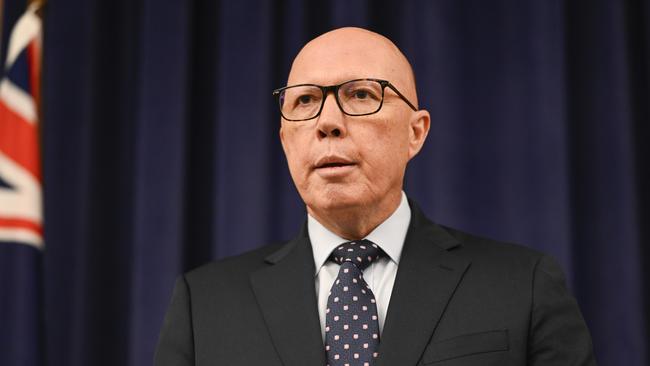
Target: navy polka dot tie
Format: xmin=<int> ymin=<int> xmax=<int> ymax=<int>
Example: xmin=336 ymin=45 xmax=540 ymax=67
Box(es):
xmin=325 ymin=239 xmax=383 ymax=366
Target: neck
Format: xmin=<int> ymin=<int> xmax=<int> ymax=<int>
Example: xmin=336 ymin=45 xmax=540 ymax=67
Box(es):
xmin=307 ymin=190 xmax=402 ymax=240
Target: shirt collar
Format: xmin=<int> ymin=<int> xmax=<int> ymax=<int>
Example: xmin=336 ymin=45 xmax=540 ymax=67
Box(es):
xmin=308 ymin=191 xmax=411 ymax=275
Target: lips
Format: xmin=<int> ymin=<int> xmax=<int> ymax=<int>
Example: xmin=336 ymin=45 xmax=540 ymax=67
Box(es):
xmin=318 ymin=162 xmax=355 ymax=169
xmin=314 ymin=156 xmax=356 ymax=170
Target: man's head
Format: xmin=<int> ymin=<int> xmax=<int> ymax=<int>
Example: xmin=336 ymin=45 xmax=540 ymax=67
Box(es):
xmin=278 ymin=27 xmax=430 ymax=238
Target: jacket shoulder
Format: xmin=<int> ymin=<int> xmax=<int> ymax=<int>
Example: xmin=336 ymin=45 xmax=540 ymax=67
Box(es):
xmin=409 ymin=199 xmax=548 ymax=267
xmin=441 ymin=225 xmax=548 ymax=269
xmin=184 ymin=242 xmax=285 ymax=286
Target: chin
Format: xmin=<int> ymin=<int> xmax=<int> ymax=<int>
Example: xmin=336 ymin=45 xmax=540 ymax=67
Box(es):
xmin=306 ymin=186 xmax=371 ymax=212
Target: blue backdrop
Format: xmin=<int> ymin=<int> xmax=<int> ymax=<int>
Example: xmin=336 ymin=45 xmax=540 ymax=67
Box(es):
xmin=9 ymin=0 xmax=648 ymax=365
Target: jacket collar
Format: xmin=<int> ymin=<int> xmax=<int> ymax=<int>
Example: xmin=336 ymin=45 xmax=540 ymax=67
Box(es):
xmin=251 ymin=199 xmax=470 ymax=366
xmin=250 ymin=225 xmax=326 ymax=366
xmin=375 ymin=200 xmax=470 ymax=366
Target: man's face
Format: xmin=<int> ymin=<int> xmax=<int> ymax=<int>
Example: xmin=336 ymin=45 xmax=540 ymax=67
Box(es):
xmin=280 ymin=29 xmax=429 ymax=217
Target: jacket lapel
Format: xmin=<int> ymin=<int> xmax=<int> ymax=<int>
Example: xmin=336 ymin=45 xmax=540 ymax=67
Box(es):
xmin=376 ymin=202 xmax=471 ymax=366
xmin=249 ymin=226 xmax=326 ymax=366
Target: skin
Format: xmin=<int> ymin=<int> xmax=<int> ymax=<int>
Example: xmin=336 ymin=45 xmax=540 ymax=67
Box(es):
xmin=280 ymin=27 xmax=431 ymax=240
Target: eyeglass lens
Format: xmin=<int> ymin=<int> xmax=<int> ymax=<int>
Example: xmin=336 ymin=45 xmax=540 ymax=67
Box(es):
xmin=279 ymin=80 xmax=383 ymax=121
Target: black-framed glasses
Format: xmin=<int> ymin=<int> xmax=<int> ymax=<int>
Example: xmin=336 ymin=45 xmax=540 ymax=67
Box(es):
xmin=272 ymin=78 xmax=417 ymax=122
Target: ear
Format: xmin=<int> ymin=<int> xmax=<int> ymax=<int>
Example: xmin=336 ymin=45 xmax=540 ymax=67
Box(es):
xmin=279 ymin=125 xmax=288 ymax=154
xmin=407 ymin=109 xmax=430 ymax=160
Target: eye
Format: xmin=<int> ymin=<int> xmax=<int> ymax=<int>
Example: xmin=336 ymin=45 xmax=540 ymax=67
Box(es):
xmin=298 ymin=95 xmax=313 ymax=104
xmin=343 ymin=85 xmax=381 ymax=101
xmin=353 ymin=90 xmax=369 ymax=99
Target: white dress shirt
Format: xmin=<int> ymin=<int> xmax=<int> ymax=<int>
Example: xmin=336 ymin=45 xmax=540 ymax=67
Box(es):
xmin=308 ymin=191 xmax=411 ymax=341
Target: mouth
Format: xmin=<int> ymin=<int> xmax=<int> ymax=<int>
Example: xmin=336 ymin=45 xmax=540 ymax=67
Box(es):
xmin=314 ymin=156 xmax=356 ymax=170
xmin=313 ymin=156 xmax=357 ymax=176
xmin=317 ymin=162 xmax=356 ymax=169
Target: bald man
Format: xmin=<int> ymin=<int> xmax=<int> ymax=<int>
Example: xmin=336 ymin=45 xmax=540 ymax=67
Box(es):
xmin=155 ymin=28 xmax=596 ymax=366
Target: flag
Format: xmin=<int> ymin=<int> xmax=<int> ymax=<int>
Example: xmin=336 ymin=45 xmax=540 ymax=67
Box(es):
xmin=0 ymin=2 xmax=44 ymax=365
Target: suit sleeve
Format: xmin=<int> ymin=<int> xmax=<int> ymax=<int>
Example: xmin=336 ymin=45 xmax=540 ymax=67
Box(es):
xmin=528 ymin=255 xmax=597 ymax=365
xmin=154 ymin=276 xmax=195 ymax=366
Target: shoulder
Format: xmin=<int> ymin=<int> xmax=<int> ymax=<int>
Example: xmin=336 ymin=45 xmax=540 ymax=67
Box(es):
xmin=443 ymin=225 xmax=544 ymax=261
xmin=408 ymin=199 xmax=549 ymax=270
xmin=438 ymin=225 xmax=558 ymax=280
xmin=183 ymin=242 xmax=285 ymax=288
xmin=439 ymin=224 xmax=574 ymax=301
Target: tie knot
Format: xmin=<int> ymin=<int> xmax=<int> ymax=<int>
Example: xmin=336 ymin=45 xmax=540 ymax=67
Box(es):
xmin=329 ymin=239 xmax=383 ymax=271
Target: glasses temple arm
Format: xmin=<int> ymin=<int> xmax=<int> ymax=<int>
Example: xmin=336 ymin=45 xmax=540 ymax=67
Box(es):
xmin=387 ymin=83 xmax=418 ymax=111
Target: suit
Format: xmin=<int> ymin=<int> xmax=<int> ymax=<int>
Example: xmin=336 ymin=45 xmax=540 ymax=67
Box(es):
xmin=155 ymin=200 xmax=596 ymax=365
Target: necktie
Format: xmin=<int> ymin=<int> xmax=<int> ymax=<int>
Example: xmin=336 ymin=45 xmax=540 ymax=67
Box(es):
xmin=325 ymin=239 xmax=383 ymax=366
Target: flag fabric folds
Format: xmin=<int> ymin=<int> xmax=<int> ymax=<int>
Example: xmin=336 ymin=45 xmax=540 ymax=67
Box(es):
xmin=0 ymin=2 xmax=44 ymax=365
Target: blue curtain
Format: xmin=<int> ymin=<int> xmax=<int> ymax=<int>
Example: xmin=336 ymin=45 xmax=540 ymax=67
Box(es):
xmin=38 ymin=0 xmax=648 ymax=365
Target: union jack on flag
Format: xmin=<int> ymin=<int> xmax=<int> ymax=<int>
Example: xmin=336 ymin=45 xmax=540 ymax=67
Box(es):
xmin=0 ymin=2 xmax=42 ymax=249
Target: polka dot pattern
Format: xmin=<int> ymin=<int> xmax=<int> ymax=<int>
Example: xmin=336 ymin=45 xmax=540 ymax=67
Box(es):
xmin=325 ymin=240 xmax=383 ymax=366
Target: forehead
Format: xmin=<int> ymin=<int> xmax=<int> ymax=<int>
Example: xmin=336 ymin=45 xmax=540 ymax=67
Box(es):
xmin=287 ymin=33 xmax=408 ymax=87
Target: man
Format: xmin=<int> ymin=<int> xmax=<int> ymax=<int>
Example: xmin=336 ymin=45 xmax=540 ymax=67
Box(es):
xmin=155 ymin=27 xmax=596 ymax=365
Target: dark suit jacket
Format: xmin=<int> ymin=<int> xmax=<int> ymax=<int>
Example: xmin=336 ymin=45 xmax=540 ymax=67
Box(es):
xmin=155 ymin=201 xmax=596 ymax=365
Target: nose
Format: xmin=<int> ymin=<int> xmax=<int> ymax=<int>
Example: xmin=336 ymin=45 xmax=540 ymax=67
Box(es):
xmin=315 ymin=92 xmax=346 ymax=139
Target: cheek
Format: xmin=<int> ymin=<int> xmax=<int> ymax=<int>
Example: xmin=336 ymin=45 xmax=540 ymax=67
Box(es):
xmin=282 ymin=131 xmax=311 ymax=181
xmin=359 ymin=119 xmax=410 ymax=166
xmin=285 ymin=148 xmax=305 ymax=177
xmin=362 ymin=128 xmax=410 ymax=193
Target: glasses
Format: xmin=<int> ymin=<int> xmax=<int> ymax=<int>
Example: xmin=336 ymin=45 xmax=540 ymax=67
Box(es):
xmin=272 ymin=78 xmax=417 ymax=122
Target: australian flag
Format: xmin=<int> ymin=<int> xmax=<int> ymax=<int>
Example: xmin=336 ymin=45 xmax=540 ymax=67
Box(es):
xmin=0 ymin=1 xmax=44 ymax=365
